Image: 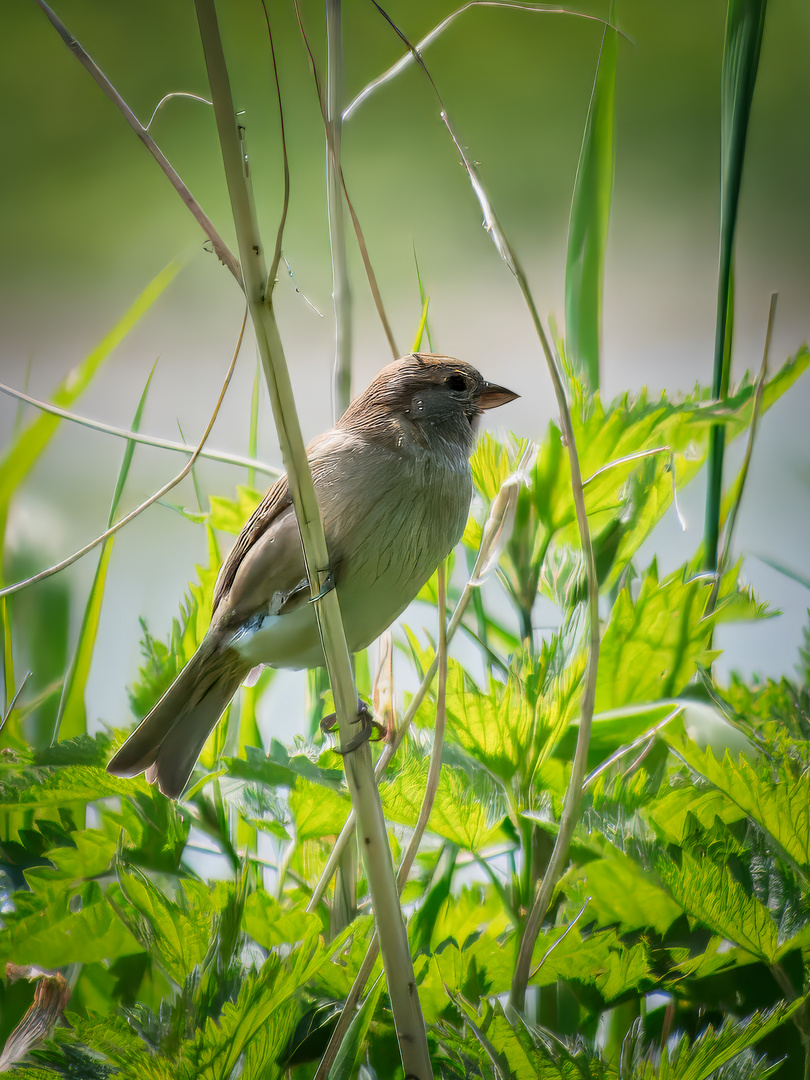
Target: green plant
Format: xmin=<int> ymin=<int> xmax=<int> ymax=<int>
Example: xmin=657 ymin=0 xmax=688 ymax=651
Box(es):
xmin=2 ymin=1 xmax=809 ymax=1078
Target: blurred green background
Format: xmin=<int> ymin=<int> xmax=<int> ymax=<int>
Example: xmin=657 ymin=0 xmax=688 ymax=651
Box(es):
xmin=2 ymin=0 xmax=809 ymax=739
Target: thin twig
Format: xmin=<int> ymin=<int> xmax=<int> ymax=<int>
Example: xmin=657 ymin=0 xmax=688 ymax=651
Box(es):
xmin=144 ymin=92 xmax=213 ymax=131
xmin=529 ymin=895 xmax=590 ymax=978
xmin=0 ymin=380 xmax=277 ymax=478
xmin=344 ymin=1 xmax=627 ymax=121
xmin=314 ymin=563 xmax=450 ymax=1079
xmin=363 ymin=1 xmax=601 ymax=1012
xmin=0 ymin=309 xmax=248 ymax=600
xmin=32 ymin=0 xmax=241 ymax=286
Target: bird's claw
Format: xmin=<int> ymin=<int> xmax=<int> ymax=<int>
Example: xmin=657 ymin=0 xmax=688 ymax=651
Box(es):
xmin=320 ymin=700 xmax=386 ymax=755
xmin=308 ymin=569 xmax=336 ymax=604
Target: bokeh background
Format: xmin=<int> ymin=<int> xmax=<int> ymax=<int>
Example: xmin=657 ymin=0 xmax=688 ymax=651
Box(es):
xmin=2 ymin=0 xmax=809 ymax=743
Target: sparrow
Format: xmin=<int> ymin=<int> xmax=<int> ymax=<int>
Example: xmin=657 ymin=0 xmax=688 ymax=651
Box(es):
xmin=107 ymin=353 xmax=518 ymax=798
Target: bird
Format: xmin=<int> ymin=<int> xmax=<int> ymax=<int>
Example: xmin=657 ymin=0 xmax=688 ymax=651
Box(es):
xmin=107 ymin=353 xmax=518 ymax=798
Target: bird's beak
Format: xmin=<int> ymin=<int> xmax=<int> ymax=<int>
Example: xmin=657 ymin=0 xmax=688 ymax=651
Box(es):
xmin=478 ymin=382 xmax=520 ymax=410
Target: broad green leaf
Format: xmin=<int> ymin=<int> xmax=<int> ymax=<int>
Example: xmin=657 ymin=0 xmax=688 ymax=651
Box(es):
xmin=651 ymin=847 xmax=778 ymax=963
xmin=208 ymin=485 xmax=264 ymax=535
xmin=441 ymin=650 xmax=584 ymax=792
xmin=469 ymin=351 xmax=809 ymax=601
xmin=0 ymin=880 xmax=140 ymax=968
xmin=596 ymin=563 xmax=766 ymax=713
xmin=24 ymin=830 xmax=115 ymax=887
xmin=562 ymin=849 xmax=681 ymax=936
xmin=669 ymin=733 xmax=810 ymax=874
xmin=564 ymin=15 xmax=617 ymax=389
xmin=527 ymin=923 xmax=653 ymax=1003
xmin=242 ymin=892 xmax=322 ymax=951
xmin=632 ymin=1002 xmax=800 ymax=1080
xmin=380 ymin=751 xmax=505 ymax=851
xmin=116 ymin=869 xmax=213 ymax=984
xmin=289 ymin=777 xmax=350 ymax=841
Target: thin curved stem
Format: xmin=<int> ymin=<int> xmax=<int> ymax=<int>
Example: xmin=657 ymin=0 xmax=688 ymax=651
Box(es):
xmin=0 ymin=309 xmax=248 ymax=600
xmin=0 ymin=381 xmax=278 ymax=478
xmin=32 ymin=0 xmax=241 ymax=286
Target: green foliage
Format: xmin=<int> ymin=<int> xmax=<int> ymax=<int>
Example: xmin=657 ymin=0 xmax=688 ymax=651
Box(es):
xmin=3 ymin=9 xmax=809 ymax=1075
xmin=3 ymin=368 xmax=809 ymax=1074
xmin=564 ymin=16 xmax=617 ymax=389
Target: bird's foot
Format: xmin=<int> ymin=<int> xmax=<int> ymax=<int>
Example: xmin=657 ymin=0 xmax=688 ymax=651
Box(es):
xmin=320 ymin=700 xmax=386 ymax=755
xmin=308 ymin=569 xmax=336 ymax=604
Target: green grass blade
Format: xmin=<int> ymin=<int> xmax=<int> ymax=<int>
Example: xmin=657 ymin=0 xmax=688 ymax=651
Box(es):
xmin=0 ymin=256 xmax=184 ymax=517
xmin=704 ymin=0 xmax=767 ymax=570
xmin=564 ymin=10 xmax=618 ymax=391
xmin=412 ymin=243 xmax=433 ymax=352
xmin=1 ymin=598 xmax=14 ymax=715
xmin=54 ymin=368 xmax=156 ymax=742
xmin=411 ymin=295 xmax=430 ymax=353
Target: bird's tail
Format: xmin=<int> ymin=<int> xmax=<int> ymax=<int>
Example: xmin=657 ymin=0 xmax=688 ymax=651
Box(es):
xmin=107 ymin=637 xmax=249 ymax=800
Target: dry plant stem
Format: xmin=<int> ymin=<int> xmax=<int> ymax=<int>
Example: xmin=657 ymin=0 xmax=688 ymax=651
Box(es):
xmin=366 ymin=1 xmax=599 ymax=1013
xmin=258 ymin=0 xmax=290 ymax=302
xmin=193 ymin=3 xmax=431 ymax=1073
xmin=326 ymin=0 xmax=353 ymax=419
xmin=707 ymin=293 xmax=776 ymax=614
xmin=315 ymin=565 xmax=450 ymax=1080
xmin=344 ymin=2 xmax=619 ymax=121
xmin=0 ymin=381 xmax=277 ymax=478
xmin=32 ymin=0 xmax=241 ymax=287
xmin=0 ymin=310 xmax=248 ymax=601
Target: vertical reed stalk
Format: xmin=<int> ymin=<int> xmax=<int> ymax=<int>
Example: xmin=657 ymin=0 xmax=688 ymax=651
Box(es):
xmin=193 ymin=2 xmax=431 ymax=1073
xmin=326 ymin=0 xmax=353 ymax=419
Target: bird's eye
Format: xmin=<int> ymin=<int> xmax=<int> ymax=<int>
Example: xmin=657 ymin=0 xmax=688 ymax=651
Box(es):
xmin=446 ymin=374 xmax=467 ymax=393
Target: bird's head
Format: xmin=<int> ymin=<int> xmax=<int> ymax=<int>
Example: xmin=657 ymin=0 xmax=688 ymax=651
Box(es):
xmin=339 ymin=353 xmax=518 ymax=458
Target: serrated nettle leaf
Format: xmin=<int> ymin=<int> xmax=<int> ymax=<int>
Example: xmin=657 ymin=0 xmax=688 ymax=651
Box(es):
xmin=596 ymin=562 xmax=764 ymax=715
xmin=116 ymin=868 xmax=214 ymax=985
xmin=207 ymin=485 xmax=264 ymax=535
xmin=668 ymin=732 xmax=810 ymax=876
xmin=380 ymin=749 xmax=506 ymax=851
xmin=562 ymin=849 xmax=682 ymax=936
xmin=0 ymin=878 xmax=140 ymax=968
xmin=631 ymin=1002 xmax=801 ymax=1080
xmin=650 ymin=845 xmax=780 ymax=963
xmin=289 ymin=777 xmax=350 ymax=842
xmin=441 ymin=649 xmax=584 ymax=794
xmin=527 ymin=923 xmax=653 ymax=1004
xmin=24 ymin=829 xmax=116 ymax=886
xmin=242 ymin=892 xmax=322 ymax=951
xmin=470 ymin=356 xmax=809 ymax=602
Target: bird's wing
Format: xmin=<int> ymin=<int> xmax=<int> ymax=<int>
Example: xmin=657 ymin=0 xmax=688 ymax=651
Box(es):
xmin=211 ymin=432 xmax=341 ymax=626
